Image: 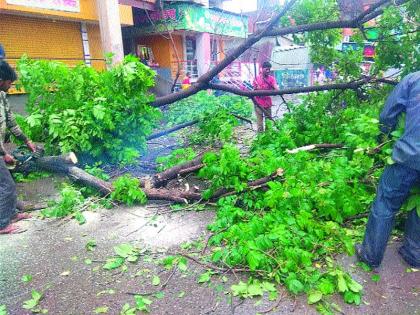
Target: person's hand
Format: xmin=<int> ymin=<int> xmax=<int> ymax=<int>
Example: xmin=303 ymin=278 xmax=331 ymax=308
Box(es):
xmin=3 ymin=154 xmax=16 ymax=165
xmin=25 ymin=140 xmax=36 ymax=153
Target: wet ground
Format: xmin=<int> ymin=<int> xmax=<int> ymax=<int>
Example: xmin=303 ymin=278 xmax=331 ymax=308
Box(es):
xmin=0 ymin=177 xmax=418 ymax=315
xmin=1 ymin=98 xmax=419 ymax=314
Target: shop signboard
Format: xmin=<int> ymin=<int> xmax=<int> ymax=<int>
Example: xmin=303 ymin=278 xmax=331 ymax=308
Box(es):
xmin=274 ymin=69 xmax=309 ymax=88
xmin=134 ymin=3 xmax=248 ymax=38
xmin=6 ymin=0 xmax=80 ymax=13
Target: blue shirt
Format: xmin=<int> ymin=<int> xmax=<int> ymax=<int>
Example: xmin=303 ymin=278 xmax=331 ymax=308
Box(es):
xmin=0 ymin=44 xmax=5 ymax=59
xmin=380 ymin=71 xmax=420 ymax=170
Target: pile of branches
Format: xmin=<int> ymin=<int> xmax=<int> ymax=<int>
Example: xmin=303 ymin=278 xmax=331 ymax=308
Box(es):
xmin=14 ymin=150 xmax=284 ymax=205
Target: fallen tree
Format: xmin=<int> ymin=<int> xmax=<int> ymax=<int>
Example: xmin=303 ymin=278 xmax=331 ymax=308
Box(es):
xmin=12 ymin=150 xmax=284 ymax=204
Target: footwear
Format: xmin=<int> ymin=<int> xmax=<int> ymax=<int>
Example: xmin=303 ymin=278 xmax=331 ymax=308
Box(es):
xmin=12 ymin=212 xmax=31 ymax=223
xmin=0 ymin=223 xmax=24 ymax=234
xmin=355 ymin=243 xmax=379 ymax=269
xmin=398 ymin=246 xmax=420 ymax=268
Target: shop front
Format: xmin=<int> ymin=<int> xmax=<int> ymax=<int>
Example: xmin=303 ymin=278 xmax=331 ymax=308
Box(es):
xmin=0 ymin=0 xmax=134 ymax=71
xmin=126 ymin=2 xmax=248 ymax=84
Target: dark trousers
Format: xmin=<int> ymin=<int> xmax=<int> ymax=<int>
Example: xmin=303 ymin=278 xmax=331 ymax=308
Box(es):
xmin=361 ymin=163 xmax=420 ymax=267
xmin=0 ymin=158 xmax=17 ymax=229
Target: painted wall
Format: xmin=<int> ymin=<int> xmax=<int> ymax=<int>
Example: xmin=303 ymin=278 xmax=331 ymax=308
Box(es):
xmin=0 ymin=0 xmax=134 ymax=25
xmin=136 ymin=34 xmax=185 ymax=79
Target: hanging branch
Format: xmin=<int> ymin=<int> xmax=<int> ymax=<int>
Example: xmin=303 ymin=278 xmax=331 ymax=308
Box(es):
xmin=151 ymin=0 xmax=407 ymax=107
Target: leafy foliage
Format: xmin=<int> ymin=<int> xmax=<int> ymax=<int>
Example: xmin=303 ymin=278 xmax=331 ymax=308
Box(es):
xmin=103 ymin=243 xmax=140 ymax=271
xmin=166 ymin=91 xmax=253 ymax=126
xmin=41 ymin=184 xmax=87 ymax=224
xmin=22 ymin=290 xmax=47 ymax=314
xmin=197 ymin=88 xmax=391 ymax=305
xmin=17 ymin=55 xmax=161 ymax=164
xmin=111 ymin=175 xmax=147 ymax=205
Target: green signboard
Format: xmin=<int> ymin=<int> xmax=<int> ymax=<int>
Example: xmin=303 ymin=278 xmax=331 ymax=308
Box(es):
xmin=134 ymin=3 xmax=248 ymax=38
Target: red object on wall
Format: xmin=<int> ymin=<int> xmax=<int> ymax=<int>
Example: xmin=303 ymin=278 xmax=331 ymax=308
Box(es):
xmin=363 ymin=45 xmax=375 ymax=57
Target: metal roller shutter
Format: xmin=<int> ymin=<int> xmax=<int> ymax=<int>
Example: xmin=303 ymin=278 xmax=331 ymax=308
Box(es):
xmin=0 ymin=14 xmax=84 ymax=67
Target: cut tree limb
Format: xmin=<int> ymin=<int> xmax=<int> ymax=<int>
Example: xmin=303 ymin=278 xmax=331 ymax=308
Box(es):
xmin=286 ymin=143 xmax=344 ymax=154
xmin=150 ymin=151 xmax=208 ymax=188
xmin=210 ymin=168 xmax=284 ymax=199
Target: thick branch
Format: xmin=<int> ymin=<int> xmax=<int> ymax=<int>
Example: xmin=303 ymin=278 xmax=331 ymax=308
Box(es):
xmin=150 ymin=0 xmax=407 ymax=107
xmin=151 ymin=0 xmax=297 ymax=107
xmin=147 ymin=120 xmax=200 ymax=141
xmin=208 ymin=79 xmax=370 ymax=97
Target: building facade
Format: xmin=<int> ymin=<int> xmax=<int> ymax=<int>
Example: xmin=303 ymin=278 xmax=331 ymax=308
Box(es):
xmin=122 ymin=0 xmax=248 ymax=84
xmin=0 ymin=0 xmax=152 ymax=71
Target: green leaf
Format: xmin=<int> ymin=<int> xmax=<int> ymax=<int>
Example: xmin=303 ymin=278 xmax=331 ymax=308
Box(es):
xmin=231 ymin=281 xmax=248 ymax=297
xmin=84 ymin=259 xmax=93 ymax=265
xmin=0 ymin=304 xmax=7 ymax=315
xmin=348 ymin=279 xmax=363 ymax=293
xmin=371 ymin=274 xmax=380 ymax=283
xmin=177 ymin=291 xmax=185 ymax=298
xmin=94 ymin=306 xmax=109 ymax=314
xmin=74 ymin=212 xmax=86 ymax=225
xmin=152 ymin=275 xmax=161 ymax=286
xmin=287 ymin=279 xmax=304 ymax=295
xmin=120 ymin=303 xmax=136 ymax=315
xmin=198 ymin=271 xmax=212 ymax=284
xmin=23 ymin=290 xmax=43 ymax=310
xmin=134 ymin=295 xmax=152 ymax=312
xmin=247 ymin=284 xmax=264 ymax=297
xmin=21 ymin=274 xmax=33 ymax=283
xmin=155 ymin=292 xmax=165 ymax=299
xmin=307 ymin=290 xmax=323 ymax=304
xmin=337 ymin=274 xmax=348 ymax=292
xmin=85 ymin=239 xmax=97 ymax=252
xmin=177 ymin=258 xmax=188 ymax=272
xmin=114 ymin=243 xmax=135 ymax=258
xmin=103 ymin=257 xmax=125 ymax=270
xmin=318 ymin=278 xmax=335 ymax=295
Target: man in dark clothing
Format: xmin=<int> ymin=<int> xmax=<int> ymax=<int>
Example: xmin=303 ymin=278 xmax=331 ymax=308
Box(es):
xmin=0 ymin=61 xmax=36 ymax=234
xmin=356 ymin=71 xmax=420 ymax=268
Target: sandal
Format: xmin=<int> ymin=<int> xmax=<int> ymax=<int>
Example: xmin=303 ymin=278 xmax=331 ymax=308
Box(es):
xmin=12 ymin=212 xmax=32 ymax=223
xmin=0 ymin=223 xmax=25 ymax=234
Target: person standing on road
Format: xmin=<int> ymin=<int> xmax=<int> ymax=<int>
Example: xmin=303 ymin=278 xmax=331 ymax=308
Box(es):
xmin=253 ymin=61 xmax=279 ymax=132
xmin=355 ymin=71 xmax=420 ymax=268
xmin=0 ymin=61 xmax=36 ymax=234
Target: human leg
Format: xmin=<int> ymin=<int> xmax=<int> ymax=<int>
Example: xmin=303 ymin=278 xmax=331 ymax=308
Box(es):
xmin=254 ymin=105 xmax=264 ymax=133
xmin=358 ymin=164 xmax=419 ymax=267
xmin=399 ymin=209 xmax=420 ymax=267
xmin=0 ymin=158 xmax=17 ymax=230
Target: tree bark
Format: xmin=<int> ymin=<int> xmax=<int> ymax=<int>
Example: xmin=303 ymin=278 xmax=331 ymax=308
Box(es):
xmin=147 ymin=120 xmax=200 ymax=141
xmin=150 ymin=151 xmax=209 ymax=188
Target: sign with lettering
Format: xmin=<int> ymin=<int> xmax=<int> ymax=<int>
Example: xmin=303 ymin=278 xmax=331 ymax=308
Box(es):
xmin=134 ymin=3 xmax=248 ymax=38
xmin=6 ymin=0 xmax=80 ymax=13
xmin=274 ymin=69 xmax=309 ymax=88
